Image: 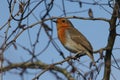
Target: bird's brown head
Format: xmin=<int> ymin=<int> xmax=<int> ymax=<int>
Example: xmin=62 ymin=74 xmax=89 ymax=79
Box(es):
xmin=54 ymin=18 xmax=73 ymax=30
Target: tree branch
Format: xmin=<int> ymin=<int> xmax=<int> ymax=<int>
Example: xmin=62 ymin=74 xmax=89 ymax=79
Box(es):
xmin=1 ymin=61 xmax=75 ymax=80
xmin=103 ymin=3 xmax=118 ymax=80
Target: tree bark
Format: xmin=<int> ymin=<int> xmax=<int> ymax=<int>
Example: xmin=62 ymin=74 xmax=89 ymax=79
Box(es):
xmin=103 ymin=3 xmax=118 ymax=80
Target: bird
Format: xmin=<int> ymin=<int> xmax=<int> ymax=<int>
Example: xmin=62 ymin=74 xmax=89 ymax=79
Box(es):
xmin=88 ymin=8 xmax=94 ymax=18
xmin=54 ymin=18 xmax=96 ymax=66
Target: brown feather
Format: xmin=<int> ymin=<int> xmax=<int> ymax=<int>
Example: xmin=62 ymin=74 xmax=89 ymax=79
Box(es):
xmin=66 ymin=27 xmax=93 ymax=54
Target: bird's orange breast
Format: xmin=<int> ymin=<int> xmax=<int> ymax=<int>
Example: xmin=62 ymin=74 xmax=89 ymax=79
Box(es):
xmin=58 ymin=28 xmax=67 ymax=45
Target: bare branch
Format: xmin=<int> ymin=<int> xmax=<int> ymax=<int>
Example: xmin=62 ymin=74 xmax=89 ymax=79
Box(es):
xmin=103 ymin=2 xmax=118 ymax=80
xmin=2 ymin=61 xmax=74 ymax=80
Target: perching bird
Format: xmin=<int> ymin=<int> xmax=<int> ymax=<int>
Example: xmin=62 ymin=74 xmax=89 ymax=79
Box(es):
xmin=88 ymin=8 xmax=94 ymax=18
xmin=54 ymin=18 xmax=96 ymax=65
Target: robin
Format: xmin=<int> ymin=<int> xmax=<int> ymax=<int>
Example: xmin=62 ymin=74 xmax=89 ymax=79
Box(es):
xmin=54 ymin=18 xmax=96 ymax=66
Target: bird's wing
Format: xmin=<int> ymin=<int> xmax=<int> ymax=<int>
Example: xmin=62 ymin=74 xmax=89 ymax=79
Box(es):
xmin=67 ymin=27 xmax=93 ymax=53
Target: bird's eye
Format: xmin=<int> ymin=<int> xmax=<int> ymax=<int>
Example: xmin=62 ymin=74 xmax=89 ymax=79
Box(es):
xmin=62 ymin=20 xmax=65 ymax=23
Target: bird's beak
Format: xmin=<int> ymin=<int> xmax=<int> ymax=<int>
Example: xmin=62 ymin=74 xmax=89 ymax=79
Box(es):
xmin=53 ymin=20 xmax=57 ymax=23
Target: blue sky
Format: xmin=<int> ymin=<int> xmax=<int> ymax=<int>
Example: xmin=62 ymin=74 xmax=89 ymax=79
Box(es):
xmin=0 ymin=0 xmax=120 ymax=80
